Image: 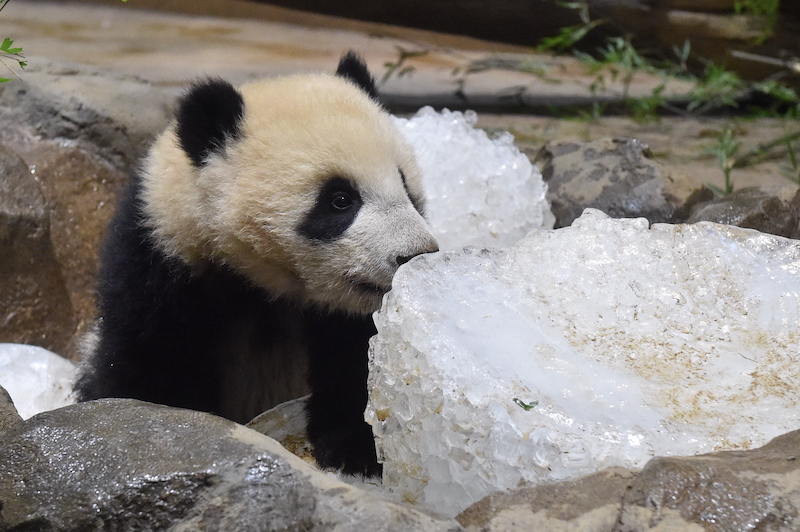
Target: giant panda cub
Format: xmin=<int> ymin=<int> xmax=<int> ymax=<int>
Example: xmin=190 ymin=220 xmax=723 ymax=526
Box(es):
xmin=74 ymin=52 xmax=438 ymax=476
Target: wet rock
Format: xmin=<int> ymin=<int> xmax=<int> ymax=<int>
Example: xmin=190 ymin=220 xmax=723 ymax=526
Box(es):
xmin=457 ymin=467 xmax=636 ymax=532
xmin=534 ymin=137 xmax=701 ymax=228
xmin=0 ymin=399 xmax=463 ymax=531
xmin=27 ymin=144 xmax=128 ymax=357
xmin=0 ymin=385 xmax=21 ymax=435
xmin=686 ymin=185 xmax=800 ymax=239
xmin=0 ymin=144 xmax=75 ymax=352
xmin=619 ymin=429 xmax=800 ymax=532
xmin=457 ymin=430 xmax=800 ymax=531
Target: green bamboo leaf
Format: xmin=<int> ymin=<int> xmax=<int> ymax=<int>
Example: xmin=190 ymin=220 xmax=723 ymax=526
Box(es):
xmin=0 ymin=37 xmax=21 ymax=55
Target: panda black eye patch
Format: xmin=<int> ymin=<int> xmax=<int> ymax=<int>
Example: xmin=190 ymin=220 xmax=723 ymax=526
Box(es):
xmin=299 ymin=177 xmax=363 ymax=242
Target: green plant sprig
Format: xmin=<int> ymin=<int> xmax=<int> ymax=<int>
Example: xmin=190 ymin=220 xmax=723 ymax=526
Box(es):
xmin=0 ymin=37 xmax=25 ymax=83
xmin=733 ymin=129 xmax=800 ymax=168
xmin=707 ymin=125 xmax=741 ymax=195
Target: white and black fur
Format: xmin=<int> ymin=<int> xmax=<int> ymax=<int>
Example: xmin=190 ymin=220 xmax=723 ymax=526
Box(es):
xmin=74 ymin=52 xmax=438 ymax=476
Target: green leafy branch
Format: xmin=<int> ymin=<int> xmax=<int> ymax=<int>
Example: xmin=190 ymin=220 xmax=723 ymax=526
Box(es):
xmin=707 ymin=126 xmax=741 ymax=196
xmin=0 ymin=0 xmax=26 ymax=83
xmin=537 ymin=1 xmax=606 ymax=53
xmin=0 ymin=37 xmax=25 ymax=83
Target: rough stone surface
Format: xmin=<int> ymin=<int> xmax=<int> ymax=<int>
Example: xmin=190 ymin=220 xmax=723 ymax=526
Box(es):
xmin=457 ymin=467 xmax=636 ymax=532
xmin=25 ymin=144 xmax=128 ymax=357
xmin=0 ymin=399 xmax=463 ymax=531
xmin=687 ymin=185 xmax=800 ymax=239
xmin=534 ymin=137 xmax=701 ymax=228
xmin=619 ymin=429 xmax=800 ymax=532
xmin=247 ymin=395 xmax=314 ymax=464
xmin=0 ymin=144 xmax=75 ymax=352
xmin=456 ymin=430 xmax=800 ymax=531
xmin=0 ymin=59 xmax=172 ymax=358
xmin=0 ymin=57 xmax=172 ymax=168
xmin=0 ymin=385 xmax=21 ymax=436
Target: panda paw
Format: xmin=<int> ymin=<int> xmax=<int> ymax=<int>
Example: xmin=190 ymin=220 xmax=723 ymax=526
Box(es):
xmin=310 ymin=422 xmax=382 ymax=478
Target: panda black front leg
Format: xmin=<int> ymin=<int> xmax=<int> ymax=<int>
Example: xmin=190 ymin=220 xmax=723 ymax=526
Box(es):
xmin=305 ymin=309 xmax=382 ymax=477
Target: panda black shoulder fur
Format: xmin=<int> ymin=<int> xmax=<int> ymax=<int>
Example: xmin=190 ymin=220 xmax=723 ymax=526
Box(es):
xmin=74 ymin=52 xmax=438 ymax=476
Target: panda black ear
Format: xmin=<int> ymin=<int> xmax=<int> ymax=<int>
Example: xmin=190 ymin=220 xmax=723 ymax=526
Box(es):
xmin=176 ymin=78 xmax=245 ymax=168
xmin=336 ymin=51 xmax=380 ymax=103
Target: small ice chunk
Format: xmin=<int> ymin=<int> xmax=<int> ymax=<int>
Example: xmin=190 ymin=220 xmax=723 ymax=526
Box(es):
xmin=367 ymin=210 xmax=800 ymax=516
xmin=0 ymin=343 xmax=76 ymax=419
xmin=394 ymin=107 xmax=554 ymax=250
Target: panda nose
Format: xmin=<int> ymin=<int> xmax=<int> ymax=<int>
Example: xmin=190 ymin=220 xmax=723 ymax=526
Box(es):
xmin=396 ymin=242 xmax=439 ymax=266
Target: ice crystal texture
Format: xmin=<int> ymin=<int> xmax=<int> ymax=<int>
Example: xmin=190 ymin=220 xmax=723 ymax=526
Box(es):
xmin=0 ymin=343 xmax=76 ymax=419
xmin=394 ymin=107 xmax=554 ymax=250
xmin=367 ymin=210 xmax=800 ymax=517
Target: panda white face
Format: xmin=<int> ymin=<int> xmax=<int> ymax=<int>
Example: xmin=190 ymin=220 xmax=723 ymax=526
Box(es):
xmin=141 ymin=61 xmax=438 ymax=315
xmin=292 ymin=169 xmax=437 ymax=313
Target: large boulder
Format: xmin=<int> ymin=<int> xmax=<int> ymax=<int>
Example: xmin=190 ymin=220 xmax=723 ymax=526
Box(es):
xmin=0 ymin=145 xmax=75 ymax=352
xmin=0 ymin=59 xmax=172 ymax=358
xmin=0 ymin=398 xmax=463 ymax=531
xmin=457 ymin=429 xmax=800 ymax=531
xmin=686 ymin=185 xmax=800 ymax=239
xmin=457 ymin=467 xmax=636 ymax=532
xmin=619 ymin=429 xmax=800 ymax=531
xmin=534 ymin=137 xmax=702 ymax=228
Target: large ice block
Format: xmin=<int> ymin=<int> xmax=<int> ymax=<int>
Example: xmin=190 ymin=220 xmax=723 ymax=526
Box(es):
xmin=367 ymin=209 xmax=800 ymax=516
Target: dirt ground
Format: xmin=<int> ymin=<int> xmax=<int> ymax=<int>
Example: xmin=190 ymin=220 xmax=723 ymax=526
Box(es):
xmin=477 ymin=115 xmax=800 ymax=192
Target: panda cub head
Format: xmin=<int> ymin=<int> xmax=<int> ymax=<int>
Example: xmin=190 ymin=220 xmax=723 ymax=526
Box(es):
xmin=141 ymin=53 xmax=438 ymax=314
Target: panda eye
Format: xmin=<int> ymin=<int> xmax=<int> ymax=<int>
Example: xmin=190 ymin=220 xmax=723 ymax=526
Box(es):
xmin=300 ymin=177 xmax=362 ymax=241
xmin=331 ymin=192 xmax=354 ymax=211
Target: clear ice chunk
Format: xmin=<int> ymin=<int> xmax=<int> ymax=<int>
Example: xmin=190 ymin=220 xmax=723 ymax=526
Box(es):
xmin=367 ymin=209 xmax=800 ymax=516
xmin=0 ymin=343 xmax=76 ymax=419
xmin=393 ymin=107 xmax=555 ymax=250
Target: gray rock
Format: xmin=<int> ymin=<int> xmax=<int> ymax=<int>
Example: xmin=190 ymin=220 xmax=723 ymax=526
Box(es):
xmin=619 ymin=429 xmax=800 ymax=532
xmin=457 ymin=430 xmax=800 ymax=531
xmin=686 ymin=185 xmax=800 ymax=239
xmin=0 ymin=385 xmax=21 ymax=435
xmin=534 ymin=137 xmax=701 ymax=228
xmin=0 ymin=398 xmax=463 ymax=531
xmin=0 ymin=57 xmax=173 ymax=168
xmin=457 ymin=467 xmax=636 ymax=532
